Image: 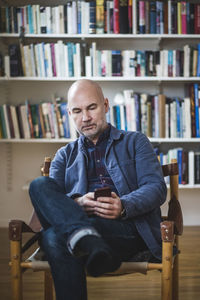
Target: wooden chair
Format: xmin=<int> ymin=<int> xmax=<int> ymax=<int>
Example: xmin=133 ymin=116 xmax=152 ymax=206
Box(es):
xmin=9 ymin=157 xmax=183 ymax=300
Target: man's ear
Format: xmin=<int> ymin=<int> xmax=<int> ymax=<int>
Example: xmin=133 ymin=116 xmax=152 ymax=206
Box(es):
xmin=104 ymin=98 xmax=109 ymax=113
xmin=67 ymin=107 xmax=71 ymax=116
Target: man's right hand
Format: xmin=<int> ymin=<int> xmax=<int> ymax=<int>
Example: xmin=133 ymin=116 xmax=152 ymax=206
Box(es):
xmin=74 ymin=192 xmax=96 ymax=216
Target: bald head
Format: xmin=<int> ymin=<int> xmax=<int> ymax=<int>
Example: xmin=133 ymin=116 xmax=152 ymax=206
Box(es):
xmin=68 ymin=79 xmax=105 ymax=105
xmin=67 ymin=79 xmax=109 ymax=144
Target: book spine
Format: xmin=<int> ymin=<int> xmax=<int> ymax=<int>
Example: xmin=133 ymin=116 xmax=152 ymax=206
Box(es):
xmin=149 ymin=1 xmax=156 ymax=34
xmin=181 ymin=2 xmax=187 ymax=34
xmin=194 ymin=83 xmax=200 ymax=137
xmin=190 ymin=84 xmax=196 ymax=138
xmin=119 ymin=0 xmax=129 ymax=33
xmin=194 ymin=152 xmax=200 ymax=184
xmin=89 ymin=1 xmax=96 ymax=34
xmin=139 ymin=1 xmax=145 ymax=34
xmin=96 ymin=0 xmax=105 ymax=34
xmin=158 ymin=94 xmax=166 ymax=138
xmin=113 ymin=0 xmax=120 ymax=33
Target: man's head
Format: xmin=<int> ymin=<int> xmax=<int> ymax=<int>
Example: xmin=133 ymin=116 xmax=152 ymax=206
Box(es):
xmin=67 ymin=79 xmax=109 ymax=144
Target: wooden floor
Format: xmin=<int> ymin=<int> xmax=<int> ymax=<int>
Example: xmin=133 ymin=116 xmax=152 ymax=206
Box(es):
xmin=1 ymin=226 xmax=200 ymax=300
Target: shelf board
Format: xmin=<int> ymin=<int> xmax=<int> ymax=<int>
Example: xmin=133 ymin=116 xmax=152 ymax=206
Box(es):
xmin=0 ymin=138 xmax=74 ymax=143
xmin=1 ymin=33 xmax=200 ymax=39
xmin=178 ymin=184 xmax=200 ymax=189
xmin=149 ymin=138 xmax=200 ymax=143
xmin=1 ymin=137 xmax=200 ymax=143
xmin=1 ymin=76 xmax=200 ymax=82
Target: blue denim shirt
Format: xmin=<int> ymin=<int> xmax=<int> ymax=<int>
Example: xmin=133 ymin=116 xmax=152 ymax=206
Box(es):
xmin=49 ymin=125 xmax=167 ymax=259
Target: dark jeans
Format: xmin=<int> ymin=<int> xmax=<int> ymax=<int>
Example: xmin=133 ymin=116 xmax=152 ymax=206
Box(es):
xmin=29 ymin=176 xmax=147 ymax=300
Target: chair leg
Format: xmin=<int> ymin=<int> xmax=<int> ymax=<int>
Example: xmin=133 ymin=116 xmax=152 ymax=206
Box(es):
xmin=172 ymin=236 xmax=179 ymax=300
xmin=44 ymin=270 xmax=54 ymax=300
xmin=10 ymin=240 xmax=23 ymax=300
xmin=161 ymin=240 xmax=173 ymax=300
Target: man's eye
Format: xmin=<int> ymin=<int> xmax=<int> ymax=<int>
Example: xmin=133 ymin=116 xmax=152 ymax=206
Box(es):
xmin=89 ymin=105 xmax=97 ymax=110
xmin=73 ymin=110 xmax=81 ymax=114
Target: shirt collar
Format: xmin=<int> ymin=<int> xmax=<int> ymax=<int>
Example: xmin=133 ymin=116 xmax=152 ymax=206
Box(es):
xmin=78 ymin=124 xmax=124 ymax=149
xmin=82 ymin=124 xmax=111 ymax=148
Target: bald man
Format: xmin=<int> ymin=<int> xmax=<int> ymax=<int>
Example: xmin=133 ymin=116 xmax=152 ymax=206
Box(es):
xmin=29 ymin=79 xmax=167 ymax=300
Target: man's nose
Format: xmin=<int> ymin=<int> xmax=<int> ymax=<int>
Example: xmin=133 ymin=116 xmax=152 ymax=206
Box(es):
xmin=82 ymin=111 xmax=91 ymax=121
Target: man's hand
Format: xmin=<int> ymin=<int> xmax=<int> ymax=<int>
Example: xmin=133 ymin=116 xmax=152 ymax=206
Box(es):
xmin=94 ymin=192 xmax=123 ymax=219
xmin=75 ymin=192 xmax=96 ymax=216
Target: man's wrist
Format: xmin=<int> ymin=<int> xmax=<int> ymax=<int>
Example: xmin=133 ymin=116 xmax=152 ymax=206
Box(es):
xmin=71 ymin=193 xmax=82 ymax=200
xmin=120 ymin=202 xmax=126 ymax=218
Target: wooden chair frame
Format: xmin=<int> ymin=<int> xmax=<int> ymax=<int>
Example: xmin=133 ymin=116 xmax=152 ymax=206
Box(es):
xmin=9 ymin=158 xmax=183 ymax=300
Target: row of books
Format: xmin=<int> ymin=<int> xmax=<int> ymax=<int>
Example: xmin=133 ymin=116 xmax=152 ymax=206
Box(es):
xmin=1 ymin=84 xmax=199 ymax=140
xmin=137 ymin=0 xmax=200 ymax=34
xmin=157 ymin=148 xmax=200 ymax=185
xmin=0 ymin=1 xmax=200 ymax=35
xmin=3 ymin=42 xmax=200 ymax=78
xmin=108 ymin=84 xmax=200 ymax=138
xmin=0 ymin=99 xmax=77 ymax=140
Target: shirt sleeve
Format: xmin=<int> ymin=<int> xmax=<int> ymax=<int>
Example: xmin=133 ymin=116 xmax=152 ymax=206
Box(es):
xmin=49 ymin=147 xmax=67 ymax=192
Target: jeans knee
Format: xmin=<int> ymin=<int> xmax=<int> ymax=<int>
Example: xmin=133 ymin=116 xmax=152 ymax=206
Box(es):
xmin=29 ymin=176 xmax=50 ymax=199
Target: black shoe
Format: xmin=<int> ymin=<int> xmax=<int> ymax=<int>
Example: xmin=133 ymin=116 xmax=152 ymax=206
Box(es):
xmin=75 ymin=235 xmax=121 ymax=277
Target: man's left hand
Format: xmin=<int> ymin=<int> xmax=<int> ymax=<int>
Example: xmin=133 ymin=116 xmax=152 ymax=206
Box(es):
xmin=94 ymin=192 xmax=123 ymax=219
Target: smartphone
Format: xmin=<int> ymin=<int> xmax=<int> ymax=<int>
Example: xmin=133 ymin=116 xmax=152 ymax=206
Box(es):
xmin=94 ymin=187 xmax=111 ymax=201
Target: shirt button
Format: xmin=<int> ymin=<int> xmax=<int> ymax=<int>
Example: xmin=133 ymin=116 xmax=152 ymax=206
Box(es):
xmin=97 ymin=160 xmax=100 ymax=163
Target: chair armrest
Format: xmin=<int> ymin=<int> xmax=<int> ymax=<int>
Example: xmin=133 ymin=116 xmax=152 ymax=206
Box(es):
xmin=9 ymin=220 xmax=34 ymax=241
xmin=160 ymin=221 xmax=174 ymax=242
xmin=9 ymin=219 xmax=41 ymax=254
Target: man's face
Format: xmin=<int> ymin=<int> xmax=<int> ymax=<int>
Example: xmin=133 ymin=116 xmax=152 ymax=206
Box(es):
xmin=68 ymin=84 xmax=109 ymax=143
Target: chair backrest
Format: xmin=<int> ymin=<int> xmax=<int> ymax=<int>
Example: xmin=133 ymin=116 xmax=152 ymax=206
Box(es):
xmin=29 ymin=157 xmax=183 ymax=236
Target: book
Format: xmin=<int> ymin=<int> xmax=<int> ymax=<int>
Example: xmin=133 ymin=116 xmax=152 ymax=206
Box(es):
xmin=119 ymin=0 xmax=129 ymax=33
xmin=60 ymin=102 xmax=71 ymax=138
xmin=89 ymin=1 xmax=96 ymax=34
xmin=123 ymin=89 xmax=136 ymax=131
xmin=10 ymin=105 xmax=20 ymax=138
xmin=194 ymin=83 xmax=200 ymax=137
xmin=9 ymin=44 xmax=23 ymax=76
xmin=41 ymin=102 xmax=52 ymax=138
xmin=30 ymin=104 xmax=39 ymax=138
xmin=0 ymin=106 xmax=7 ymax=138
xmin=190 ymin=84 xmax=196 ymax=137
xmin=182 ymin=150 xmax=188 ymax=185
xmin=113 ymin=0 xmax=120 ymax=33
xmin=139 ymin=1 xmax=145 ymax=34
xmin=188 ymin=151 xmax=194 ymax=185
xmin=40 ymin=6 xmax=47 ymax=33
xmin=158 ymin=94 xmax=166 ymax=138
xmin=140 ymin=93 xmax=147 ymax=135
xmin=112 ymin=50 xmax=122 ymax=76
xmin=194 ymin=4 xmax=200 ymax=34
xmin=149 ymin=1 xmax=156 ymax=34
xmin=194 ymin=152 xmax=200 ymax=184
xmin=181 ymin=2 xmax=187 ymax=34
xmin=96 ymin=0 xmax=104 ymax=33
xmin=19 ymin=104 xmax=31 ymax=139
xmin=25 ymin=100 xmax=35 ymax=138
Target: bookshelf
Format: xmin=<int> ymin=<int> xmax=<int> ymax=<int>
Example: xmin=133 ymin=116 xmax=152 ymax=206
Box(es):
xmin=0 ymin=0 xmax=200 ymax=227
xmin=0 ymin=33 xmax=200 ymax=39
xmin=1 ymin=76 xmax=200 ymax=82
